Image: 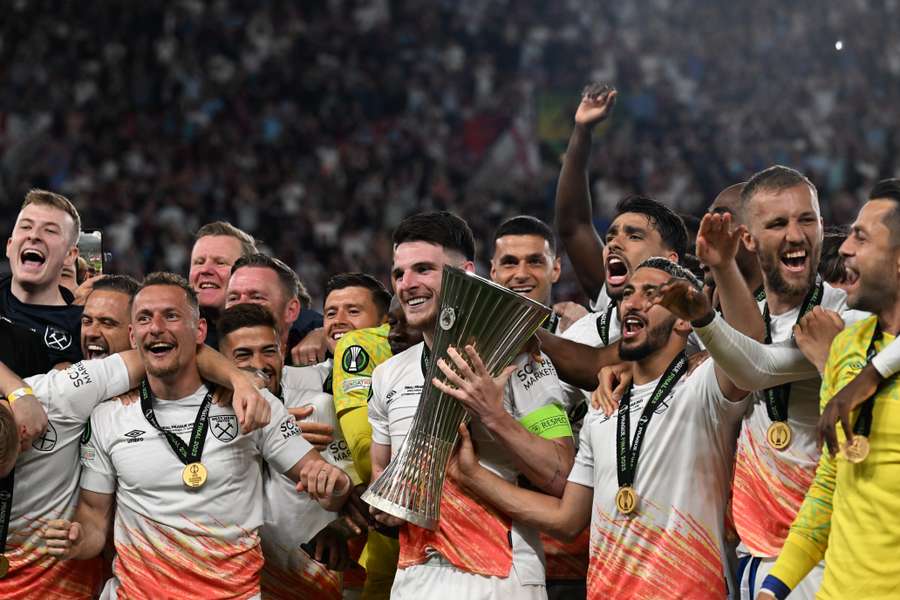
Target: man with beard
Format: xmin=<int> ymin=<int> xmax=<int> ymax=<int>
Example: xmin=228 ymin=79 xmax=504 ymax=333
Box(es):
xmin=689 ymin=165 xmax=891 ymax=598
xmin=369 ymin=211 xmax=574 ymax=599
xmin=43 ymin=273 xmax=351 ymax=598
xmin=189 ymin=221 xmax=257 ymax=349
xmin=217 ymin=304 xmax=356 ymax=600
xmin=1 ymin=190 xmax=84 ymax=365
xmin=449 ymin=258 xmax=748 ymax=598
xmin=757 ymin=179 xmax=900 ymax=599
xmin=490 ymin=215 xmax=588 ymax=600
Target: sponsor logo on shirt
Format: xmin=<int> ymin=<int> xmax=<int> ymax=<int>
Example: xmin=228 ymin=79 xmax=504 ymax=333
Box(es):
xmin=32 ymin=421 xmax=58 ymax=452
xmin=66 ymin=361 xmax=94 ymax=388
xmin=210 ymin=415 xmax=239 ymax=442
xmin=342 ymin=345 xmax=370 ymax=374
xmin=342 ymin=377 xmax=371 ymax=393
xmin=124 ymin=429 xmax=146 ymax=443
xmin=281 ymin=419 xmax=301 ymax=440
xmin=44 ymin=326 xmax=73 ymax=351
xmin=328 ymin=439 xmax=352 ymax=462
xmin=516 ymin=361 xmax=557 ymax=391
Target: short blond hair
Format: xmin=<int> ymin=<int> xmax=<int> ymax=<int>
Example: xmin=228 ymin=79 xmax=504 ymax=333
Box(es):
xmin=21 ymin=189 xmax=81 ymax=243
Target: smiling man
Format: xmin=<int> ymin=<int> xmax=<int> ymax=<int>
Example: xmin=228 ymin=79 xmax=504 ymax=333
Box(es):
xmin=1 ymin=189 xmax=84 ymax=365
xmin=369 ymin=211 xmax=575 ymax=599
xmin=188 ymin=221 xmax=257 ymax=349
xmin=80 ymin=275 xmax=140 ymax=360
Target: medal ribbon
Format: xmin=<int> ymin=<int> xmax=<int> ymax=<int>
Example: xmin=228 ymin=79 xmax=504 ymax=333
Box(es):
xmin=139 ymin=379 xmax=215 ymax=466
xmin=596 ymin=300 xmax=617 ymax=346
xmin=616 ymin=352 xmax=689 ymax=489
xmin=0 ymin=470 xmax=13 ymax=558
xmin=420 ymin=345 xmax=431 ymax=377
xmin=852 ymin=327 xmax=884 ymax=437
xmin=761 ymin=276 xmax=824 ymax=423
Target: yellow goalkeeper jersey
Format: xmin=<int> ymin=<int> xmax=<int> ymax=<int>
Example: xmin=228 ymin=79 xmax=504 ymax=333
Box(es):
xmin=770 ymin=315 xmax=900 ymax=599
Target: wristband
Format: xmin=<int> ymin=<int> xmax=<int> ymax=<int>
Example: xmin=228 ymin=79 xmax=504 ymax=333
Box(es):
xmin=7 ymin=386 xmax=34 ymax=405
xmin=690 ymin=311 xmax=716 ymax=329
xmin=760 ymin=574 xmax=791 ymax=600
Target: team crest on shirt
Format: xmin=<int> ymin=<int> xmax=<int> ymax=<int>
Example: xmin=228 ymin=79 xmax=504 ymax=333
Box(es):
xmin=43 ymin=326 xmax=73 ymax=351
xmin=32 ymin=422 xmax=58 ymax=452
xmin=341 ymin=345 xmax=370 ymax=374
xmin=210 ymin=415 xmax=239 ymax=442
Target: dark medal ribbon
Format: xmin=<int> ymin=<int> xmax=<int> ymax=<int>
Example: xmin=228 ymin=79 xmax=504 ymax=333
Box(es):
xmin=0 ymin=470 xmax=13 ymax=577
xmin=596 ymin=300 xmax=617 ymax=347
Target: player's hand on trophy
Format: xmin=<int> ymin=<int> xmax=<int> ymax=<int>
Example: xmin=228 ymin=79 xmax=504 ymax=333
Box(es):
xmin=653 ymin=278 xmax=712 ymax=324
xmin=794 ymin=306 xmax=844 ymax=375
xmin=291 ymin=328 xmax=327 ymax=366
xmin=11 ymin=392 xmax=48 ymax=450
xmin=552 ymin=301 xmax=588 ymax=333
xmin=575 ymin=83 xmax=617 ymax=129
xmin=695 ymin=212 xmax=746 ymax=269
xmin=818 ymin=363 xmax=882 ymax=457
xmin=289 ymin=405 xmax=335 ymax=451
xmin=296 ymin=458 xmax=352 ymax=512
xmin=369 ymin=505 xmax=405 ymax=528
xmin=43 ymin=519 xmax=84 ymax=559
xmin=592 ymin=363 xmax=632 ymax=417
xmin=433 ymin=345 xmax=517 ymax=427
xmin=447 ymin=423 xmax=483 ymax=491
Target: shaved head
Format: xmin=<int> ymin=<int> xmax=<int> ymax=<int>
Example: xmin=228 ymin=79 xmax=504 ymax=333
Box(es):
xmin=709 ymin=182 xmax=747 ymax=223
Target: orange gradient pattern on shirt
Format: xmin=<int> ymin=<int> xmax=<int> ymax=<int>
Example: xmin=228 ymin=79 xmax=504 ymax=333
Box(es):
xmin=586 ymin=503 xmax=726 ymax=599
xmin=541 ymin=529 xmax=589 ymax=580
xmin=260 ymin=555 xmax=341 ymax=600
xmin=731 ymin=422 xmax=817 ymax=556
xmin=113 ymin=516 xmax=263 ymax=599
xmin=399 ymin=479 xmax=512 ymax=577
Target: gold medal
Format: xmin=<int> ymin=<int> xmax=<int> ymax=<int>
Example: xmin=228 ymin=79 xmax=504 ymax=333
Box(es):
xmin=0 ymin=554 xmax=9 ymax=578
xmin=182 ymin=462 xmax=208 ymax=489
xmin=840 ymin=436 xmax=870 ymax=464
xmin=766 ymin=421 xmax=792 ymax=450
xmin=615 ymin=486 xmax=638 ymax=515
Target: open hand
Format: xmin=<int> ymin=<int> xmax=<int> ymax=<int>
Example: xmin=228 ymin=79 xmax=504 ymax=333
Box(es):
xmin=818 ymin=363 xmax=882 ymax=457
xmin=696 ymin=212 xmax=746 ymax=270
xmin=653 ymin=278 xmax=712 ymax=323
xmin=432 ymin=345 xmax=516 ymax=427
xmin=575 ymin=83 xmax=617 ymax=128
xmin=592 ymin=364 xmax=632 ymax=417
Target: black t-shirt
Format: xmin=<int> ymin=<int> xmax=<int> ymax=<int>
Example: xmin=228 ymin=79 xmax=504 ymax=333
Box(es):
xmin=0 ymin=317 xmax=52 ymax=377
xmin=200 ymin=306 xmax=221 ymax=350
xmin=0 ymin=274 xmax=83 ymax=365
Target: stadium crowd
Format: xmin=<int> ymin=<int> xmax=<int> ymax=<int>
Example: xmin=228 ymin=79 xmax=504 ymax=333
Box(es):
xmin=1 ymin=2 xmax=900 ymax=600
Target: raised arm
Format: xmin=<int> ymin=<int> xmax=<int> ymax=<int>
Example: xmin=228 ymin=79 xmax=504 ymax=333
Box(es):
xmin=0 ymin=361 xmax=47 ymax=448
xmin=556 ymin=84 xmax=617 ymax=301
xmin=696 ymin=212 xmax=765 ymax=340
xmin=43 ymin=489 xmax=114 ymax=560
xmin=196 ymin=345 xmax=271 ymax=432
xmin=536 ymin=328 xmax=622 ymax=390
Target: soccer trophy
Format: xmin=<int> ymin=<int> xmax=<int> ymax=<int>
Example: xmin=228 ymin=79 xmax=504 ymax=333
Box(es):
xmin=362 ymin=266 xmax=550 ymax=530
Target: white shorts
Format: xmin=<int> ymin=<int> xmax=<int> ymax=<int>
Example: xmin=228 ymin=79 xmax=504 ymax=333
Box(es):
xmin=391 ymin=555 xmax=547 ymax=600
xmin=736 ymin=553 xmax=824 ymax=599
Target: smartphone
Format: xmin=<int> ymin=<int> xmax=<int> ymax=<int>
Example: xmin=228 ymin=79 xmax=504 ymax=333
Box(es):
xmin=77 ymin=231 xmax=103 ymax=276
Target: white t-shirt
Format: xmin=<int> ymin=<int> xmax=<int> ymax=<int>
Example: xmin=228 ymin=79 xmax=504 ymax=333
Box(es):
xmin=732 ymin=282 xmax=868 ymax=557
xmin=258 ymin=362 xmax=354 ymax=599
xmin=81 ymin=383 xmax=312 ymax=599
xmin=0 ymin=356 xmax=130 ymax=598
xmin=369 ymin=342 xmax=567 ymax=585
xmin=568 ymin=359 xmax=747 ymax=599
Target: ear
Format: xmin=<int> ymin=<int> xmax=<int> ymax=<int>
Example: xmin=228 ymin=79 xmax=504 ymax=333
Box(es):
xmin=284 ymin=297 xmax=301 ymax=325
xmin=196 ymin=317 xmax=208 ymax=346
xmin=5 ymin=237 xmax=13 ymax=261
xmin=667 ymin=250 xmax=678 ymax=263
xmin=673 ymin=317 xmax=693 ymax=337
xmin=550 ymin=257 xmax=561 ymax=284
xmin=129 ymin=324 xmax=137 ymax=349
xmin=489 ymin=260 xmax=498 ymax=282
xmin=741 ymin=229 xmax=757 ymax=253
xmin=463 ymin=260 xmax=476 ymax=273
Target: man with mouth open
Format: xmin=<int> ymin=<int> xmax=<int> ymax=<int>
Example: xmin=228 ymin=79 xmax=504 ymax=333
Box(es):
xmin=1 ymin=189 xmax=85 ymax=366
xmin=449 ymin=258 xmax=749 ymax=599
xmin=80 ymin=275 xmax=141 ymax=360
xmin=42 ymin=272 xmax=352 ymax=599
xmin=368 ymin=211 xmax=575 ymax=600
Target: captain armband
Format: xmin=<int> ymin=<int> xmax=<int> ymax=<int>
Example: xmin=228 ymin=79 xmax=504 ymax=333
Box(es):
xmin=519 ymin=404 xmax=573 ymax=439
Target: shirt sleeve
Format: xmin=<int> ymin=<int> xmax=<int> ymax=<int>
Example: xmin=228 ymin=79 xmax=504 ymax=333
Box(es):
xmin=255 ymin=392 xmax=314 ymax=474
xmin=695 ymin=314 xmax=819 ymax=391
xmin=871 ymin=336 xmax=900 ymax=378
xmin=79 ymin=409 xmax=117 ymax=494
xmin=339 ymin=406 xmax=373 ymax=483
xmin=566 ymin=410 xmax=596 ymax=487
xmin=368 ymin=365 xmax=391 ymax=446
xmin=27 ymin=354 xmax=131 ymax=423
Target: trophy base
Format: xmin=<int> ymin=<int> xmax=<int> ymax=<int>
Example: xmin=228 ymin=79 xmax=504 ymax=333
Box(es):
xmin=362 ymin=490 xmax=438 ymax=531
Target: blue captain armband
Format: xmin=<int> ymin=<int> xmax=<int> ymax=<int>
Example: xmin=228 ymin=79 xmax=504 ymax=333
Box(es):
xmin=760 ymin=575 xmax=791 ymax=600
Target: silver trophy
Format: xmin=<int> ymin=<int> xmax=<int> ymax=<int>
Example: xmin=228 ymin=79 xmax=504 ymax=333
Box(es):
xmin=362 ymin=266 xmax=550 ymax=530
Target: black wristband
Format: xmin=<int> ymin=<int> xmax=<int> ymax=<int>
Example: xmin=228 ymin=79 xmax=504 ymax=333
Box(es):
xmin=691 ymin=311 xmax=716 ymax=329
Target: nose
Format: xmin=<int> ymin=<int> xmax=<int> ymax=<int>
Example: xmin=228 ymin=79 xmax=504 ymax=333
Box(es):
xmin=82 ymin=320 xmax=100 ymax=340
xmin=148 ymin=313 xmax=166 ymax=334
xmin=395 ymin=271 xmax=417 ymax=295
xmin=839 ymin=235 xmax=855 ymax=258
xmin=247 ymin=352 xmax=268 ymax=372
xmin=607 ymin=234 xmax=625 ymax=253
xmin=512 ymin=262 xmax=530 ymax=281
xmin=785 ymin=220 xmax=804 ymax=243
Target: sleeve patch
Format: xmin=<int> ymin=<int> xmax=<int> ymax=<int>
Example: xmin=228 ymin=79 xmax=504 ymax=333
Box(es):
xmin=342 ymin=377 xmax=372 ymax=393
xmin=341 ymin=345 xmax=370 ymax=374
xmin=519 ymin=404 xmax=573 ymax=439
